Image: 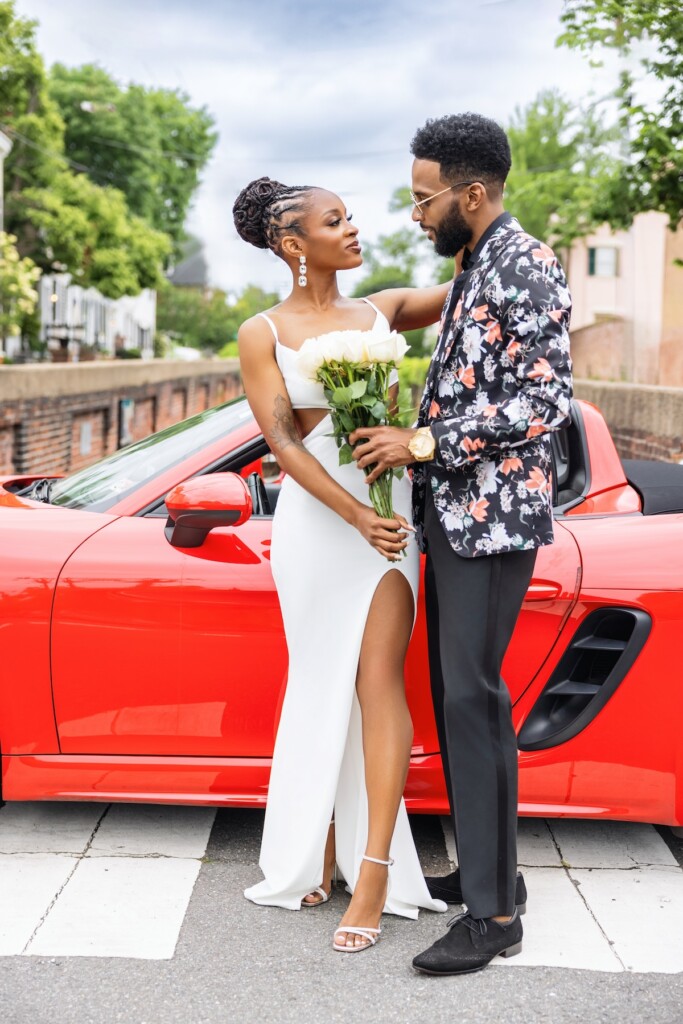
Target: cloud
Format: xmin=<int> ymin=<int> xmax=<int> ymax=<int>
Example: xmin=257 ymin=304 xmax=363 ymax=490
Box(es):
xmin=16 ymin=0 xmax=611 ymax=294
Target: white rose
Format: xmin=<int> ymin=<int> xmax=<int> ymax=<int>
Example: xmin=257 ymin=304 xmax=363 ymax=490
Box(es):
xmin=365 ymin=331 xmax=409 ymax=365
xmin=295 ymin=337 xmax=325 ymax=380
xmin=333 ymin=332 xmax=368 ymax=363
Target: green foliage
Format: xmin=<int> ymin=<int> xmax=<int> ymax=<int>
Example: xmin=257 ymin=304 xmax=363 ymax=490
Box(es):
xmin=218 ymin=340 xmax=239 ymax=358
xmin=351 ymin=213 xmax=440 ymax=354
xmin=17 ymin=171 xmax=171 ymax=297
xmin=352 ymin=226 xmax=420 ymax=299
xmin=0 ymin=1 xmax=213 ymax=300
xmin=48 ymin=64 xmax=217 ymax=257
xmin=386 ymin=188 xmax=455 ymax=283
xmin=396 ymin=355 xmax=431 ymax=426
xmin=352 ymin=264 xmax=412 ymax=297
xmin=0 ymin=230 xmax=40 ymax=342
xmin=558 ymin=0 xmax=683 ymax=229
xmin=0 ymin=1 xmax=65 ymax=192
xmin=505 ymin=89 xmax=619 ymax=247
xmin=157 ymin=283 xmax=279 ymax=353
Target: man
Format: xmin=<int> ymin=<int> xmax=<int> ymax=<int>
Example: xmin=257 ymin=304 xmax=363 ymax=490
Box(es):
xmin=350 ymin=112 xmax=573 ymax=974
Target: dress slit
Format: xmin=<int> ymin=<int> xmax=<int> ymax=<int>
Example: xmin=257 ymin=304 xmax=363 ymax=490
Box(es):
xmin=244 ymin=371 xmax=445 ymax=920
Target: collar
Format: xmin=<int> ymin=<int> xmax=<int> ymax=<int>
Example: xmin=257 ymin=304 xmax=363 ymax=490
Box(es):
xmin=461 ymin=211 xmax=512 ymax=270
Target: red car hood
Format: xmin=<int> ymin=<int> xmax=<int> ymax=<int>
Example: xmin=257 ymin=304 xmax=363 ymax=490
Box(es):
xmin=0 ymin=481 xmax=118 ymax=573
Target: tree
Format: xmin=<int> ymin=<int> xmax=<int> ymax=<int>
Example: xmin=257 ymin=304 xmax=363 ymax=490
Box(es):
xmin=352 ymin=226 xmax=420 ymax=296
xmin=558 ymin=0 xmax=683 ymax=230
xmin=48 ymin=64 xmax=217 ymax=257
xmin=505 ymin=89 xmax=618 ymax=247
xmin=0 ymin=1 xmax=65 ymax=193
xmin=0 ymin=231 xmax=40 ymax=350
xmin=17 ymin=171 xmax=171 ymax=297
xmin=156 ymin=283 xmax=279 ymax=353
xmin=1 ymin=2 xmax=212 ymax=298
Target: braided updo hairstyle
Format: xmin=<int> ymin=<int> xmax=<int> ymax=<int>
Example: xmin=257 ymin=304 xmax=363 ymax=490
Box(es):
xmin=233 ymin=177 xmax=315 ymax=254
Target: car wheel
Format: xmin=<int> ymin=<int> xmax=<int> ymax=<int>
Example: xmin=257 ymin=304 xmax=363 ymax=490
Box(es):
xmin=671 ymin=826 xmax=683 ymax=840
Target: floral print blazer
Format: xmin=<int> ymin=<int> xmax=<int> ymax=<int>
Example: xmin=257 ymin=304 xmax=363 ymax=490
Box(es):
xmin=412 ymin=213 xmax=573 ymax=558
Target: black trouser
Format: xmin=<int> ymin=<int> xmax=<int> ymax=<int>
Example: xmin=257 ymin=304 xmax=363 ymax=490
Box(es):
xmin=424 ymin=487 xmax=537 ymax=918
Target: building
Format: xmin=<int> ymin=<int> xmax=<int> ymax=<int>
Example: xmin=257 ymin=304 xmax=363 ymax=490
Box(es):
xmin=39 ymin=274 xmax=157 ymax=360
xmin=567 ymin=212 xmax=683 ymax=387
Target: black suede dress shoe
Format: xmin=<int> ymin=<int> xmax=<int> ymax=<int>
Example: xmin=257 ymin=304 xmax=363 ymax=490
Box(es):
xmin=424 ymin=869 xmax=527 ymax=914
xmin=412 ymin=909 xmax=523 ymax=976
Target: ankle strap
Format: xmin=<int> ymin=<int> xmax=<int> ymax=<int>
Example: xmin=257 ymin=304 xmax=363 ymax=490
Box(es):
xmin=363 ymin=854 xmax=394 ymax=866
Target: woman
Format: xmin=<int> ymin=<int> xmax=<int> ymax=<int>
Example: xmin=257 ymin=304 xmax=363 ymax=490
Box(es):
xmin=235 ymin=176 xmax=448 ymax=952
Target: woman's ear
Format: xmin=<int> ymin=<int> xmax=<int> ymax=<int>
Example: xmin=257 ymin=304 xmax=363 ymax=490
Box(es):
xmin=281 ymin=235 xmax=304 ymax=260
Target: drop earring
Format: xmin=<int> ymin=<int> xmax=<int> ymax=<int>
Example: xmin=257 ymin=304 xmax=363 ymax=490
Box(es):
xmin=298 ymin=255 xmax=307 ymax=288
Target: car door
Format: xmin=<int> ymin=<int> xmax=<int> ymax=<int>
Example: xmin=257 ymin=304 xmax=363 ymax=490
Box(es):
xmin=50 ymin=507 xmax=286 ymax=756
xmin=405 ymin=520 xmax=582 ymax=756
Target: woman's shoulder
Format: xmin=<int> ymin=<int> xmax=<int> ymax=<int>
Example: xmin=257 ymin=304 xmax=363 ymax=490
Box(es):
xmin=355 ymin=292 xmax=396 ymax=324
xmin=238 ymin=308 xmax=283 ymax=353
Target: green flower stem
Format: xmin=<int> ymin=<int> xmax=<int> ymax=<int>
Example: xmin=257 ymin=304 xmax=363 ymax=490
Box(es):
xmin=314 ymin=358 xmax=406 ymax=561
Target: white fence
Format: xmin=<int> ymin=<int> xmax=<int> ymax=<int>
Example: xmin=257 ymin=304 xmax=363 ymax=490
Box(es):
xmin=39 ymin=274 xmax=156 ymax=359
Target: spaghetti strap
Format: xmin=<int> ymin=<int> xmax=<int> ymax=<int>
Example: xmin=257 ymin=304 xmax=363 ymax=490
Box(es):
xmin=361 ymin=296 xmax=382 ymax=317
xmin=258 ymin=312 xmax=279 ymax=344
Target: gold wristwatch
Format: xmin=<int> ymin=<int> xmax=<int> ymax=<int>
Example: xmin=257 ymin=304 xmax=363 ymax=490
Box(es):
xmin=408 ymin=426 xmax=436 ymax=462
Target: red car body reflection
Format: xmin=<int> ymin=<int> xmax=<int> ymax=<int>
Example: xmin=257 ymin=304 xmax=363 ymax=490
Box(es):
xmin=0 ymin=397 xmax=681 ymax=829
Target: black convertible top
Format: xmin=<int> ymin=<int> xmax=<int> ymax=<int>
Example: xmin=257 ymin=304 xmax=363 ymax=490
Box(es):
xmin=621 ymin=459 xmax=683 ymax=516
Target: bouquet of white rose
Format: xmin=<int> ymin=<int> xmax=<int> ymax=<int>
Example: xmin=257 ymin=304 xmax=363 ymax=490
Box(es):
xmin=296 ymin=329 xmax=409 ymax=524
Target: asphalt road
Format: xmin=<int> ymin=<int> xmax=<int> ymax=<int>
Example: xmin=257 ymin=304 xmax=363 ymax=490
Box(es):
xmin=1 ymin=807 xmax=682 ymax=1024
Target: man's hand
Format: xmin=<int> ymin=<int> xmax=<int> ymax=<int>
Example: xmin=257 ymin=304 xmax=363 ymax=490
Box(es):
xmin=349 ymin=425 xmax=417 ymax=485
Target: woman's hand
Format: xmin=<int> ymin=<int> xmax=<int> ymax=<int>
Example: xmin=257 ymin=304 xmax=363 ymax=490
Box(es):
xmin=352 ymin=505 xmax=412 ymax=561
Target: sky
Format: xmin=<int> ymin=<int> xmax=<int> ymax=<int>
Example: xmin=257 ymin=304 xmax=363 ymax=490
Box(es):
xmin=15 ymin=0 xmax=618 ymax=296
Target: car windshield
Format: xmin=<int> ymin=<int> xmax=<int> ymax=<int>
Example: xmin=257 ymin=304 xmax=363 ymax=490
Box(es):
xmin=50 ymin=396 xmax=254 ymax=513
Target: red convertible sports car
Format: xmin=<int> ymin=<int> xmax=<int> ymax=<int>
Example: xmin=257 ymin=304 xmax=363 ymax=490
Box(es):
xmin=1 ymin=396 xmax=682 ymax=832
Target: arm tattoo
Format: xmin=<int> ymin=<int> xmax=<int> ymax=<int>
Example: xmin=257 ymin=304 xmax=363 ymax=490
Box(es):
xmin=270 ymin=394 xmax=306 ymax=452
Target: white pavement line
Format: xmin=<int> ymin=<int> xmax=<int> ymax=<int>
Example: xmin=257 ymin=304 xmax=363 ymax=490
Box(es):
xmin=549 ymin=819 xmax=678 ymax=869
xmin=0 ymin=802 xmax=105 ymax=855
xmin=546 ymin=818 xmax=627 ymax=972
xmin=26 ymin=857 xmax=203 ymax=960
xmin=493 ymin=866 xmax=621 ymax=972
xmin=20 ymin=805 xmax=111 ymax=955
xmin=571 ymin=868 xmax=683 ymax=973
xmin=88 ymin=804 xmax=216 ymax=859
xmin=19 ymin=805 xmax=217 ymax=960
xmin=439 ymin=816 xmax=458 ymax=868
xmin=0 ymin=856 xmax=77 ymax=956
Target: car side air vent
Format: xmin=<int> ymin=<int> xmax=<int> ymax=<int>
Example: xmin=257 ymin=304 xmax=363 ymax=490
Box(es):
xmin=518 ymin=607 xmax=651 ymax=751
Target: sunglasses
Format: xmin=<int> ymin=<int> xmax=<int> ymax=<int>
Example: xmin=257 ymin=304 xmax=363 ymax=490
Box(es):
xmin=409 ymin=180 xmax=479 ymax=213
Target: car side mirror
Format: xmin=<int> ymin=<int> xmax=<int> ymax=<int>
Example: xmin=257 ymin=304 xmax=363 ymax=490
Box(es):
xmin=165 ymin=473 xmax=253 ymax=548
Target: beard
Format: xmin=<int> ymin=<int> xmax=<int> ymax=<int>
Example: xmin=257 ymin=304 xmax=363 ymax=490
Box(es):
xmin=433 ymin=201 xmax=473 ymax=258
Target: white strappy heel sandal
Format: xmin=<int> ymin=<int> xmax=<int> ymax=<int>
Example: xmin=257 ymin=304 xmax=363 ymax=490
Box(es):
xmin=302 ymin=820 xmax=336 ymax=908
xmin=301 ymin=884 xmax=332 ymax=908
xmin=332 ymin=854 xmax=393 ymax=953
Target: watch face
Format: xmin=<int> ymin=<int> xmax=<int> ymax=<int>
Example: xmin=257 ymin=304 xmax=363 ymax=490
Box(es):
xmin=410 ymin=431 xmax=434 ymax=459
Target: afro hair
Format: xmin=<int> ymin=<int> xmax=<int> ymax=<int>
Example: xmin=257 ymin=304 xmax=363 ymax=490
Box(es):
xmin=411 ymin=113 xmax=511 ymax=192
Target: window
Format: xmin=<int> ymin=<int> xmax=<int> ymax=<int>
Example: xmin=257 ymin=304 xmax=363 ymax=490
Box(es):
xmin=588 ymin=247 xmax=619 ymax=277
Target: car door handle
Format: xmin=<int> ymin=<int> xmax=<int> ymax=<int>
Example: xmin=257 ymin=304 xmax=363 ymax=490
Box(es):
xmin=525 ymin=580 xmax=562 ymax=601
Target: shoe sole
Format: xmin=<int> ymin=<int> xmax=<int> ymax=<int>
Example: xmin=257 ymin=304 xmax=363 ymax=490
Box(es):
xmin=412 ymin=941 xmax=523 ymax=976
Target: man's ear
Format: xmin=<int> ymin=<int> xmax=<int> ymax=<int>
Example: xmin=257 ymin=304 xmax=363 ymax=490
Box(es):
xmin=465 ymin=183 xmax=487 ymax=212
xmin=281 ymin=235 xmax=304 ymax=260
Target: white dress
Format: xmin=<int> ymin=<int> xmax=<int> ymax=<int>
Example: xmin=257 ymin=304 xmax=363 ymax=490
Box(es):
xmin=244 ymin=300 xmax=446 ymax=920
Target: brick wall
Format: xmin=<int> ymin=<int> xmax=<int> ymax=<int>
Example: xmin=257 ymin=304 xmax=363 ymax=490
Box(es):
xmin=0 ymin=360 xmax=242 ymax=476
xmin=570 ymin=319 xmax=630 ymax=383
xmin=574 ymin=379 xmax=683 ymax=463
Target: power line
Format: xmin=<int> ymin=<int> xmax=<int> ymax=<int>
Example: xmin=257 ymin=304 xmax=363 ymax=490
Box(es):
xmin=1 ymin=123 xmax=131 ymax=187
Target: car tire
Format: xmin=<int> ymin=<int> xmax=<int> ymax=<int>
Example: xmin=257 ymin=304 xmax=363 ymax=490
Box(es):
xmin=671 ymin=826 xmax=683 ymax=840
